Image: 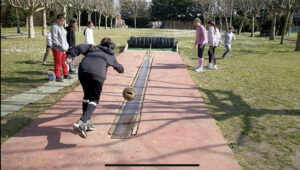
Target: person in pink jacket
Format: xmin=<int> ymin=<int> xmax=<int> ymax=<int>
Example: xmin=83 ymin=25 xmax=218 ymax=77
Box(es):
xmin=193 ymin=18 xmax=208 ymax=72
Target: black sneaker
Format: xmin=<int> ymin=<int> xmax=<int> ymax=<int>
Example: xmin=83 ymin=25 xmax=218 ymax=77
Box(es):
xmin=56 ymin=77 xmax=63 ymax=82
xmin=64 ymin=75 xmax=73 ymax=79
xmin=73 ymin=120 xmax=87 ymax=138
xmin=69 ymin=70 xmax=77 ymax=74
xmin=86 ymin=119 xmax=95 ymax=131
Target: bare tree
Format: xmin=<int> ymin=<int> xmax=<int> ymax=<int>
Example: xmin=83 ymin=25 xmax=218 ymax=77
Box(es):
xmin=73 ymin=0 xmax=85 ymax=31
xmin=95 ymin=0 xmax=104 ymax=29
xmin=119 ymin=0 xmax=148 ymax=28
xmin=296 ymin=26 xmax=300 ymax=51
xmin=215 ymin=0 xmax=232 ymax=31
xmin=236 ymin=0 xmax=252 ymax=35
xmin=84 ymin=0 xmax=96 ymax=22
xmin=275 ymin=0 xmax=298 ymax=44
xmin=56 ymin=0 xmax=71 ymax=27
xmin=102 ymin=0 xmax=114 ymax=29
xmin=4 ymin=0 xmax=45 ymax=38
xmin=41 ymin=0 xmax=54 ymax=36
xmin=267 ymin=0 xmax=284 ymax=40
xmin=219 ymin=0 xmax=234 ymax=30
xmin=194 ymin=0 xmax=216 ymax=26
xmin=249 ymin=0 xmax=266 ymax=37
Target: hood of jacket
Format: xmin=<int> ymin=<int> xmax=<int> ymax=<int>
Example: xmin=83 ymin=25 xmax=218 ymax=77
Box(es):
xmin=96 ymin=43 xmax=115 ymax=55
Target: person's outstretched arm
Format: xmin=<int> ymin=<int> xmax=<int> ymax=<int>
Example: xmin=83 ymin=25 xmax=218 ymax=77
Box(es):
xmin=66 ymin=44 xmax=93 ymax=59
xmin=112 ymin=57 xmax=124 ymax=73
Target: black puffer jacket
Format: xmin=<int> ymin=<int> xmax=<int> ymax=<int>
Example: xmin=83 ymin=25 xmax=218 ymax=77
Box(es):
xmin=66 ymin=43 xmax=124 ymax=83
xmin=65 ymin=26 xmax=76 ymax=48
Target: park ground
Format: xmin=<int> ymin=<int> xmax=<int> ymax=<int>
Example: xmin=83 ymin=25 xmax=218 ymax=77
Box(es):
xmin=1 ymin=27 xmax=300 ymax=170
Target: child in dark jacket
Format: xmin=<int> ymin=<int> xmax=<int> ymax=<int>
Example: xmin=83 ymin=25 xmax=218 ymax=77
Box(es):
xmin=65 ymin=18 xmax=77 ymax=73
xmin=65 ymin=37 xmax=124 ymax=138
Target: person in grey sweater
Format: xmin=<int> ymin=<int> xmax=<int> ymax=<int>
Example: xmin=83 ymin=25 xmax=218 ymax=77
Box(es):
xmin=50 ymin=14 xmax=71 ymax=82
xmin=222 ymin=27 xmax=236 ymax=59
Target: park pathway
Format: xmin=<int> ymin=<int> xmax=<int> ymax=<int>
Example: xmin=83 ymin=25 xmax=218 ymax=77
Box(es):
xmin=1 ymin=51 xmax=240 ymax=170
xmin=1 ymin=75 xmax=78 ymax=117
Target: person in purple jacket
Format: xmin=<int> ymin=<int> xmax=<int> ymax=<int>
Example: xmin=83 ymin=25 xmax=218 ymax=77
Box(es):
xmin=193 ymin=18 xmax=208 ymax=72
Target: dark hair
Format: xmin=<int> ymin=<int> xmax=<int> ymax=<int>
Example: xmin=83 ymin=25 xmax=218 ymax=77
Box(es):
xmin=228 ymin=26 xmax=234 ymax=31
xmin=207 ymin=20 xmax=216 ymax=32
xmin=194 ymin=18 xmax=201 ymax=24
xmin=83 ymin=21 xmax=93 ymax=35
xmin=101 ymin=37 xmax=115 ymax=50
xmin=69 ymin=18 xmax=77 ymax=29
xmin=87 ymin=21 xmax=93 ymax=26
xmin=57 ymin=13 xmax=65 ymax=20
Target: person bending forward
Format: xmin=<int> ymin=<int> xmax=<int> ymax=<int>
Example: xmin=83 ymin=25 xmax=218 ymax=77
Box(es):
xmin=65 ymin=38 xmax=124 ymax=138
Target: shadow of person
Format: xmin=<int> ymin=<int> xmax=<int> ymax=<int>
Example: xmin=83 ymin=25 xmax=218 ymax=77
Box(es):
xmin=9 ymin=109 xmax=79 ymax=150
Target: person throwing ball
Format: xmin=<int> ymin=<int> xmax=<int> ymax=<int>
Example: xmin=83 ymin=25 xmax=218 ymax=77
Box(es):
xmin=65 ymin=38 xmax=124 ymax=138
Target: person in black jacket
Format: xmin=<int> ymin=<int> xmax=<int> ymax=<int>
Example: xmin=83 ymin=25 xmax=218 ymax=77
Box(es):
xmin=65 ymin=18 xmax=77 ymax=74
xmin=65 ymin=37 xmax=124 ymax=138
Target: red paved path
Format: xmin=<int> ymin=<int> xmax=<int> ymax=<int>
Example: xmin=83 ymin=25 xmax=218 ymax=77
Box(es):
xmin=1 ymin=51 xmax=240 ymax=170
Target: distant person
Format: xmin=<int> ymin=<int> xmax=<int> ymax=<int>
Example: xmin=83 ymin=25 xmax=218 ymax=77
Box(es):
xmin=65 ymin=18 xmax=78 ymax=74
xmin=84 ymin=21 xmax=95 ymax=45
xmin=221 ymin=27 xmax=236 ymax=59
xmin=65 ymin=38 xmax=124 ymax=138
xmin=193 ymin=18 xmax=208 ymax=72
xmin=42 ymin=31 xmax=52 ymax=65
xmin=206 ymin=21 xmax=221 ymax=70
xmin=50 ymin=13 xmax=72 ymax=82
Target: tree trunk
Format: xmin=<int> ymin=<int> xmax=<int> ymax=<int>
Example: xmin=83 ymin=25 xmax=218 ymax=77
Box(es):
xmin=28 ymin=13 xmax=35 ymax=38
xmin=295 ymin=26 xmax=300 ymax=51
xmin=270 ymin=12 xmax=277 ymax=40
xmin=26 ymin=15 xmax=29 ymax=29
xmin=105 ymin=16 xmax=108 ymax=29
xmin=238 ymin=15 xmax=247 ymax=35
xmin=63 ymin=5 xmax=67 ymax=27
xmin=225 ymin=17 xmax=229 ymax=30
xmin=219 ymin=17 xmax=223 ymax=32
xmin=115 ymin=17 xmax=117 ymax=28
xmin=251 ymin=15 xmax=255 ymax=37
xmin=229 ymin=15 xmax=232 ymax=27
xmin=173 ymin=20 xmax=176 ymax=29
xmin=88 ymin=13 xmax=91 ymax=22
xmin=280 ymin=10 xmax=291 ymax=44
xmin=42 ymin=8 xmax=47 ymax=36
xmin=98 ymin=13 xmax=102 ymax=29
xmin=230 ymin=0 xmax=233 ymax=27
xmin=134 ymin=16 xmax=137 ymax=28
xmin=288 ymin=11 xmax=294 ymax=36
xmin=203 ymin=16 xmax=207 ymax=29
xmin=110 ymin=17 xmax=113 ymax=29
xmin=77 ymin=10 xmax=81 ymax=31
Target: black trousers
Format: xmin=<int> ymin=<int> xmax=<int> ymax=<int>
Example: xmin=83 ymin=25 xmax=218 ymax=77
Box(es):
xmin=79 ymin=76 xmax=103 ymax=104
xmin=208 ymin=46 xmax=216 ymax=65
xmin=79 ymin=75 xmax=103 ymax=122
xmin=197 ymin=44 xmax=206 ymax=58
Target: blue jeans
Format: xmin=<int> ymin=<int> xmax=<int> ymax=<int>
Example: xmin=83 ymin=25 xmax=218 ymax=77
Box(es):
xmin=222 ymin=44 xmax=231 ymax=58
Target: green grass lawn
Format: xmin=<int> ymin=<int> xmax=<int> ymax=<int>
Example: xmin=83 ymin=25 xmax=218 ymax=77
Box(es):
xmin=1 ymin=27 xmax=300 ymax=170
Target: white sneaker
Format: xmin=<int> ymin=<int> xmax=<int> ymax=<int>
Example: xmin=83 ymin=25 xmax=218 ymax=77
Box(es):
xmin=195 ymin=67 xmax=204 ymax=72
xmin=205 ymin=63 xmax=211 ymax=68
xmin=209 ymin=65 xmax=218 ymax=70
xmin=194 ymin=65 xmax=201 ymax=70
